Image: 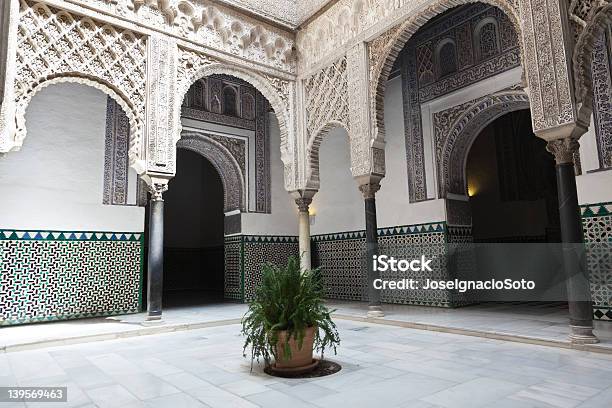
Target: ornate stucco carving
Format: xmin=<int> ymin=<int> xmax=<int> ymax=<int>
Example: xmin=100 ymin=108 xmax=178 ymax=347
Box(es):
xmin=591 ymin=23 xmax=612 ymax=169
xmin=68 ymin=0 xmax=296 ymax=73
xmin=299 ymin=0 xmax=520 ymax=72
xmin=366 ymin=0 xmax=522 ymax=154
xmin=547 ymin=136 xmax=581 ymax=165
xmin=433 ymin=88 xmax=530 ymax=196
xmin=175 ymin=47 xmax=297 ymax=191
xmin=177 ymin=132 xmax=246 ymax=212
xmin=303 ymin=56 xmax=350 ymax=187
xmin=520 ymin=0 xmax=580 ymax=134
xmin=0 ymin=1 xmax=147 ymax=170
xmin=104 ymin=97 xmax=131 ymax=205
xmin=146 ymin=34 xmax=178 ymax=174
xmin=570 ymin=1 xmax=612 ymax=128
xmin=398 ymin=3 xmax=520 ymax=202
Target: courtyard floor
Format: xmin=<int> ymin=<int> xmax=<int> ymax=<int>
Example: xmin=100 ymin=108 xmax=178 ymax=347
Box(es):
xmin=2 ymin=302 xmax=612 ymax=353
xmin=2 ymin=319 xmax=612 ymax=407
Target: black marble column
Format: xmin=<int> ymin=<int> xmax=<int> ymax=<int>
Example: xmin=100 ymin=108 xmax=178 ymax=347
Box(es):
xmin=360 ymin=183 xmax=384 ymax=318
xmin=548 ymin=138 xmax=598 ymax=344
xmin=147 ymin=186 xmax=166 ymax=321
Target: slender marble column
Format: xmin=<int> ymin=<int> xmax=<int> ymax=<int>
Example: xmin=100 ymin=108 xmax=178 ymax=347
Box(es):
xmin=296 ymin=197 xmax=313 ymax=272
xmin=147 ymin=184 xmax=167 ymax=321
xmin=360 ymin=183 xmax=384 ymax=318
xmin=547 ymin=137 xmax=598 ymax=344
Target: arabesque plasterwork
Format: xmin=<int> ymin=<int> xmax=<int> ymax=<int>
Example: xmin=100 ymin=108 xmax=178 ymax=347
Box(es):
xmin=69 ymin=0 xmax=296 ymax=73
xmin=1 ymin=0 xmax=610 ymax=196
xmin=1 ymin=0 xmax=147 ymax=165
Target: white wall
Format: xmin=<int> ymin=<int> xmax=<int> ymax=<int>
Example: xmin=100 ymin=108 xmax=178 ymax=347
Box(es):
xmin=241 ymin=113 xmax=298 ymax=235
xmin=577 ymin=115 xmax=612 ymax=205
xmin=0 ymin=83 xmax=144 ymax=232
xmin=310 ymin=127 xmax=364 ymax=234
xmin=377 ymin=76 xmax=447 ymax=227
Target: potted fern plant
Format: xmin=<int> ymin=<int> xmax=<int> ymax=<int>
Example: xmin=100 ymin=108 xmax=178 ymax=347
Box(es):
xmin=241 ymin=256 xmax=340 ymax=374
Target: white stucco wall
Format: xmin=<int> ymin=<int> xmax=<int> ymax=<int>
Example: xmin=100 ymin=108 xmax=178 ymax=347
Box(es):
xmin=377 ymin=76 xmax=447 ymax=227
xmin=241 ymin=113 xmax=298 ymax=235
xmin=0 ymin=83 xmax=144 ymax=232
xmin=310 ymin=127 xmax=364 ymax=234
xmin=577 ymin=115 xmax=612 ymax=205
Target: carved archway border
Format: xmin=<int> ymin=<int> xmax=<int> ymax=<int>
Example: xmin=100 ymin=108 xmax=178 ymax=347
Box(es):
xmin=12 ymin=74 xmax=142 ymax=162
xmin=572 ymin=2 xmax=612 ymax=120
xmin=2 ymin=0 xmax=147 ymax=171
xmin=305 ymin=120 xmax=350 ymax=189
xmin=177 ymin=132 xmax=246 ymax=212
xmin=438 ymin=90 xmax=530 ymax=196
xmin=175 ymin=49 xmax=293 ymax=173
xmin=370 ymin=0 xmax=523 ymax=146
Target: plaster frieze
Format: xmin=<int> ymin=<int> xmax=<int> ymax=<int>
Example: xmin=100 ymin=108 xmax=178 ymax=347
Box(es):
xmin=46 ymin=0 xmax=297 ymax=73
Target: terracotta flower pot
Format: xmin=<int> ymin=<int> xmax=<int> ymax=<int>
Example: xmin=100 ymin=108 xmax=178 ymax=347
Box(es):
xmin=274 ymin=326 xmax=316 ymax=369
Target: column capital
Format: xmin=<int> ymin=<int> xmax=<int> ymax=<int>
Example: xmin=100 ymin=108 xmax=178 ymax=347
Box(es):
xmin=295 ymin=197 xmax=312 ymax=213
xmin=359 ymin=182 xmax=381 ymax=199
xmin=546 ymin=137 xmax=580 ymax=165
xmin=149 ymin=183 xmax=168 ymax=201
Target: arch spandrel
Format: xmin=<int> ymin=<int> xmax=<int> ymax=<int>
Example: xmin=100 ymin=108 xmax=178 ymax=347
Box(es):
xmin=0 ymin=1 xmax=147 ymax=171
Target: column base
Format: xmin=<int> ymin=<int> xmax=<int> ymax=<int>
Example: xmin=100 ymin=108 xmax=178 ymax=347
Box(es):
xmin=569 ymin=325 xmax=599 ymax=344
xmin=145 ymin=312 xmax=162 ymax=322
xmin=367 ymin=305 xmax=385 ymax=318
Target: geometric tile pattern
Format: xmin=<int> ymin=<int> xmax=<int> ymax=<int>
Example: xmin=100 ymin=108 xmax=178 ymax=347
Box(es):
xmin=0 ymin=230 xmax=142 ymax=326
xmin=312 ymin=235 xmax=368 ymax=302
xmin=223 ymin=236 xmax=243 ymax=301
xmin=581 ymin=202 xmax=612 ymax=321
xmin=312 ymin=222 xmax=469 ymax=307
xmin=223 ymin=235 xmax=298 ymax=303
xmin=242 ymin=236 xmax=299 ymax=302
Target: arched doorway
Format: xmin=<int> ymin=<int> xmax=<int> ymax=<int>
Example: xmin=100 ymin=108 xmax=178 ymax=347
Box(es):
xmin=461 ymin=108 xmax=566 ymax=312
xmin=467 ymin=109 xmax=560 ymax=243
xmin=161 ymin=149 xmax=225 ymax=307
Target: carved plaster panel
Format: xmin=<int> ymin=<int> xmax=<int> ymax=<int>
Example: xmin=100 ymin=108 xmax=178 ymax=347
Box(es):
xmin=146 ymin=35 xmax=178 ymax=174
xmin=104 ymin=97 xmax=130 ymax=205
xmin=433 ymin=88 xmax=530 ymax=196
xmin=177 ymin=132 xmax=246 ymax=212
xmin=70 ymin=0 xmax=296 ymax=73
xmin=304 ymin=56 xmax=349 ymax=140
xmin=591 ymin=23 xmax=612 ymax=168
xmin=571 ymin=1 xmax=612 ymax=122
xmin=175 ymin=46 xmax=297 ymax=192
xmin=400 ymin=4 xmax=520 ymax=202
xmin=299 ymin=0 xmax=521 ymax=74
xmin=521 ymin=0 xmax=580 ymax=134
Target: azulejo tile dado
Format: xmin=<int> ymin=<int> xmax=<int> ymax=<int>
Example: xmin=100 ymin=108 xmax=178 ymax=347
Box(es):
xmin=311 ymin=222 xmax=446 ymax=243
xmin=581 ymin=202 xmax=612 ymax=218
xmin=0 ymin=229 xmax=142 ymax=241
xmin=0 ymin=228 xmax=143 ymax=326
xmin=223 ymin=234 xmax=299 ymax=303
xmin=312 ymin=221 xmax=453 ymax=306
xmin=580 ymin=202 xmax=612 ymax=321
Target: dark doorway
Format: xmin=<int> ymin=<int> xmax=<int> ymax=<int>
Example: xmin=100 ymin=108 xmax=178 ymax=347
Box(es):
xmin=466 ymin=109 xmax=561 ymax=243
xmin=160 ymin=149 xmax=225 ymax=307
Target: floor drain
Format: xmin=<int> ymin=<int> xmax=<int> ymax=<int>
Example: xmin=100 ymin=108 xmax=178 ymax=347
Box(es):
xmin=264 ymin=360 xmax=342 ymax=378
